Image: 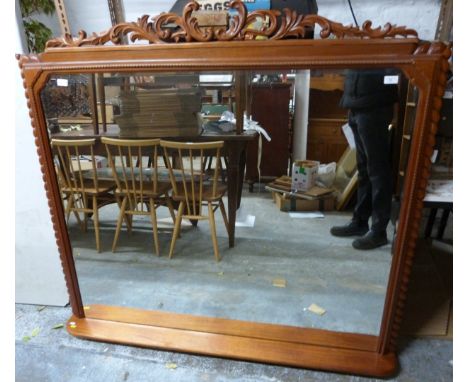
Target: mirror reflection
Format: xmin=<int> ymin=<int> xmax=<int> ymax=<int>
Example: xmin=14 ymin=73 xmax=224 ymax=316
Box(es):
xmin=41 ymin=68 xmax=416 ymax=335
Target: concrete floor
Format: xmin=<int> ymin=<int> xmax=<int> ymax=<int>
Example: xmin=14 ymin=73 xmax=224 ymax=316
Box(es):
xmin=15 ymin=189 xmax=453 ymax=381
xmin=70 ymin=190 xmax=393 ymax=335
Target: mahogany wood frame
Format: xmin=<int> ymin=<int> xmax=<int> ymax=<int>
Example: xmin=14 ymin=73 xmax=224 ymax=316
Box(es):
xmin=17 ymin=1 xmax=451 ymax=377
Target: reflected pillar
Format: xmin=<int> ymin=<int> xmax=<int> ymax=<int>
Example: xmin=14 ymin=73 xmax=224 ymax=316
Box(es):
xmin=292 ymin=69 xmax=310 ymax=160
xmin=88 ymin=74 xmax=99 ymax=135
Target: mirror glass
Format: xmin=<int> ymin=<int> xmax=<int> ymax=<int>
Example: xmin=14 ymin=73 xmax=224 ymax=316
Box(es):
xmin=40 ymin=67 xmax=415 ymax=336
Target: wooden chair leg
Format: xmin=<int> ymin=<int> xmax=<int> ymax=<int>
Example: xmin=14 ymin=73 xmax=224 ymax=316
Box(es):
xmin=189 ymin=204 xmax=200 ymax=227
xmin=92 ymin=196 xmax=101 ymax=252
xmin=83 ymin=196 xmax=92 ymax=233
xmin=149 ymin=198 xmax=160 ymax=256
xmin=64 ymin=194 xmax=72 ymax=222
xmin=71 ymin=202 xmax=82 ymax=227
xmin=219 ymin=199 xmax=229 ymax=235
xmin=116 ymin=195 xmax=132 ymax=233
xmin=66 ymin=194 xmax=82 ymax=226
xmin=166 ymin=194 xmax=176 ymax=224
xmin=208 ymin=202 xmax=220 ymax=262
xmin=169 ymin=201 xmax=185 ymax=259
xmin=166 ymin=195 xmax=180 ymax=238
xmin=126 ymin=198 xmax=135 ymax=235
xmin=76 ymin=195 xmax=88 ymax=233
xmin=112 ymin=196 xmax=127 ymax=253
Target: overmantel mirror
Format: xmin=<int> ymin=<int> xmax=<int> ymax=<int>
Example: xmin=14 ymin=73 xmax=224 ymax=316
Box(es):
xmin=17 ymin=0 xmax=451 ymax=377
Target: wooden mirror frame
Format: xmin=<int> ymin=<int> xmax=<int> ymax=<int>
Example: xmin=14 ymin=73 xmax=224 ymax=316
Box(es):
xmin=17 ymin=1 xmax=451 ymax=377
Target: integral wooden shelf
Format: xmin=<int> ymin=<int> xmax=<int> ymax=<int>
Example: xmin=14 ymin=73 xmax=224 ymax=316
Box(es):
xmin=67 ymin=305 xmax=397 ymax=377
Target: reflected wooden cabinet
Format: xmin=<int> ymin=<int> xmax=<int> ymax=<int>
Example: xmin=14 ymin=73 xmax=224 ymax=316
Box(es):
xmin=245 ymin=83 xmax=291 ymax=188
xmin=307 ymin=76 xmax=348 ymax=164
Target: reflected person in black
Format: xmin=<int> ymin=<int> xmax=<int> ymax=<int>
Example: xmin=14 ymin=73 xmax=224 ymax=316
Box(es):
xmin=330 ymin=69 xmax=399 ymax=250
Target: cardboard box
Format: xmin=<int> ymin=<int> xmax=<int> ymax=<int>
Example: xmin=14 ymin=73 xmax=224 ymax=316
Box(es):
xmin=273 ymin=192 xmax=335 ymax=212
xmin=292 ymin=160 xmax=319 ymax=191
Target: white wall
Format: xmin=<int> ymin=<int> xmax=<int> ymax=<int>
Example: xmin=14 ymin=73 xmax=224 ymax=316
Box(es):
xmin=64 ymin=0 xmax=114 ymax=35
xmin=315 ymin=0 xmax=440 ymax=41
xmin=31 ymin=1 xmax=174 ymax=38
xmin=30 ymin=1 xmax=441 ymax=41
xmin=15 ymin=2 xmax=68 ymax=306
xmin=123 ymin=0 xmax=174 ymax=26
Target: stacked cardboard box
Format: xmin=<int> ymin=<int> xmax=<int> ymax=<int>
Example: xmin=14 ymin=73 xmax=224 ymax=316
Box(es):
xmin=266 ymin=176 xmax=335 ymax=212
xmin=115 ymin=88 xmax=202 ymax=137
xmin=291 ymin=160 xmax=319 ymax=191
xmin=273 ymin=192 xmax=335 ymax=212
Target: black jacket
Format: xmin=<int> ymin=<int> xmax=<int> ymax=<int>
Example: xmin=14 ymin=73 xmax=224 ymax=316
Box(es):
xmin=340 ymin=69 xmax=399 ymax=110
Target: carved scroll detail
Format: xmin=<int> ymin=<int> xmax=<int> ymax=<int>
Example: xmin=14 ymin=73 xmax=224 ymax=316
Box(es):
xmin=386 ymin=43 xmax=452 ymax=352
xmin=46 ymin=0 xmax=418 ymax=48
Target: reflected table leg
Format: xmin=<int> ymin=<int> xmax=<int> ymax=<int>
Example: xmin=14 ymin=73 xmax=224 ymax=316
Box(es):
xmin=237 ymin=147 xmax=247 ymax=209
xmin=225 ymin=141 xmax=247 ymax=248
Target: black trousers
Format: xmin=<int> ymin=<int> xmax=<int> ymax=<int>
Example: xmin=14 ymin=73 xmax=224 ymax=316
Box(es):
xmin=348 ymin=105 xmax=394 ymax=233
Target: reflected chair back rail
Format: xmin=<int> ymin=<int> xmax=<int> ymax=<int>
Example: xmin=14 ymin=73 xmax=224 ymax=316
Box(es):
xmin=101 ymin=137 xmax=176 ymax=255
xmin=160 ymin=140 xmax=229 ymax=261
xmin=51 ymin=138 xmax=116 ymax=252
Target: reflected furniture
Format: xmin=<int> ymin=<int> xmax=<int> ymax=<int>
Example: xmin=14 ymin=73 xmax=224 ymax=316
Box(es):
xmin=161 ymin=140 xmax=229 ymax=261
xmin=51 ymin=138 xmax=116 ymax=252
xmin=423 ymin=178 xmax=453 ymax=240
xmin=307 ymin=74 xmax=349 ymax=164
xmin=102 ymin=137 xmax=175 ymax=255
xmin=17 ymin=0 xmax=451 ymax=377
xmin=245 ymin=83 xmax=291 ymax=188
xmin=52 ymin=125 xmax=255 ymax=248
xmin=424 ymin=200 xmax=453 ymax=240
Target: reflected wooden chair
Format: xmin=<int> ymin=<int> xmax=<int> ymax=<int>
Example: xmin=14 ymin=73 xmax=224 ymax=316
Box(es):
xmin=101 ymin=137 xmax=175 ymax=255
xmin=51 ymin=138 xmax=116 ymax=252
xmin=160 ymin=140 xmax=229 ymax=261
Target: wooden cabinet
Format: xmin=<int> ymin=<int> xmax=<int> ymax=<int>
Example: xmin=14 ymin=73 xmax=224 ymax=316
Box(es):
xmin=245 ymin=83 xmax=292 ymax=188
xmin=307 ymin=117 xmax=348 ymax=163
xmin=307 ymin=77 xmax=348 ymax=164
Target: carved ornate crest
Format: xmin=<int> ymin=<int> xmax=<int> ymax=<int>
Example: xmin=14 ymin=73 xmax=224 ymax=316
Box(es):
xmin=46 ymin=0 xmax=418 ymax=48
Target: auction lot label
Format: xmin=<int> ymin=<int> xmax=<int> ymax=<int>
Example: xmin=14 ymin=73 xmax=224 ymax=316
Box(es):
xmin=197 ymin=0 xmax=270 ymax=11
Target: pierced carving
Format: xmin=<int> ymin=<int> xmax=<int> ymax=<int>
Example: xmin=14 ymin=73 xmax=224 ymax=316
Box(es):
xmin=45 ymin=0 xmax=418 ymax=48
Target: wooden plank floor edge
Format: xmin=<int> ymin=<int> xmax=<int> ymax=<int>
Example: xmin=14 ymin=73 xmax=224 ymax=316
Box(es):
xmin=66 ymin=314 xmax=398 ymax=378
xmin=84 ymin=304 xmax=379 ymax=352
